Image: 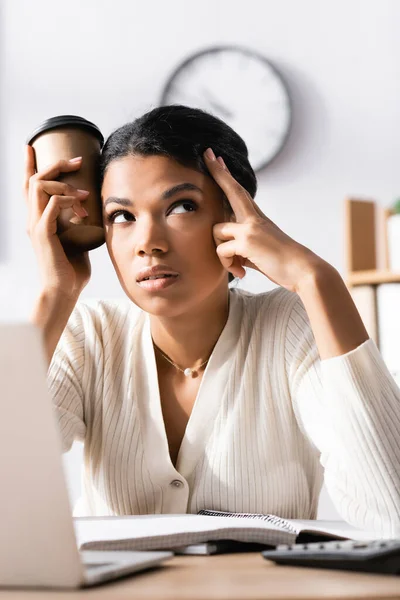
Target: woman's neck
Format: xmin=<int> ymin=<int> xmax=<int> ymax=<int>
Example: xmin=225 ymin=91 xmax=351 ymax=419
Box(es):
xmin=149 ymin=287 xmax=230 ymax=372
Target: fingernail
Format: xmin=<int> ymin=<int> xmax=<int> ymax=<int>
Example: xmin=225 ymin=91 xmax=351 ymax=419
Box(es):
xmin=217 ymin=156 xmax=227 ymax=170
xmin=205 ymin=147 xmax=216 ymax=161
xmin=80 ymin=207 xmax=89 ymax=216
xmin=77 ymin=189 xmax=90 ymax=196
xmin=69 ymin=156 xmax=82 ymax=162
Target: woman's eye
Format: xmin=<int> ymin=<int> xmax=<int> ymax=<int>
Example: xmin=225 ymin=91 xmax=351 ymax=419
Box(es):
xmin=106 ymin=200 xmax=197 ymax=224
xmin=169 ymin=200 xmax=197 ymax=215
xmin=106 ymin=210 xmax=134 ymax=225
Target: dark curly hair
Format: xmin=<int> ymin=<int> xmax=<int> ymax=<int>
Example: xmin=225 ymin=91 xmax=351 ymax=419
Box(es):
xmin=99 ymin=104 xmax=258 ymax=284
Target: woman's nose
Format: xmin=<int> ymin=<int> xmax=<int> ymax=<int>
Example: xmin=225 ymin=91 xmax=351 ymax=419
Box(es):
xmin=134 ymin=219 xmax=169 ymax=256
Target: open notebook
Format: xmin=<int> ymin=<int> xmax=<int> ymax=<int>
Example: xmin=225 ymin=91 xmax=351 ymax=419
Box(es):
xmin=74 ymin=509 xmax=381 ymax=554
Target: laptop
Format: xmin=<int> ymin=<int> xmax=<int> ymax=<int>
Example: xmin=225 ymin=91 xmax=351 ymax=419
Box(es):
xmin=0 ymin=322 xmax=172 ymax=588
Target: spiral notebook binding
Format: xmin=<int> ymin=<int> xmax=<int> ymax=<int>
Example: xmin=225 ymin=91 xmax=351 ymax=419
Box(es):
xmin=197 ymin=509 xmax=299 ymax=536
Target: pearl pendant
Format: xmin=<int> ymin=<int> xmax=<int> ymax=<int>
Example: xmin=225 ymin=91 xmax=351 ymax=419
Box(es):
xmin=184 ymin=368 xmax=193 ymax=377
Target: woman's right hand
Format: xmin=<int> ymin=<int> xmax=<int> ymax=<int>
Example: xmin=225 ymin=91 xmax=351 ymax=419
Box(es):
xmin=24 ymin=145 xmax=92 ymax=299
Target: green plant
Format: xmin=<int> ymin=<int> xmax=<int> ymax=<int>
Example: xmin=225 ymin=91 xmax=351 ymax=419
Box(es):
xmin=391 ymin=198 xmax=400 ymax=215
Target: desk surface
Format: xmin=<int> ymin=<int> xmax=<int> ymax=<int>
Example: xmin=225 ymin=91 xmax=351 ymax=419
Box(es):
xmin=1 ymin=553 xmax=399 ymax=600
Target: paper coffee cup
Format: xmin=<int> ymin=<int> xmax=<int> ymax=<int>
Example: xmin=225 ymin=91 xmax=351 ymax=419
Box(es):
xmin=26 ymin=115 xmax=105 ymax=252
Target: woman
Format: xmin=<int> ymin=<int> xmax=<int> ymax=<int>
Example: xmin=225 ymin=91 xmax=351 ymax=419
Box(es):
xmin=25 ymin=105 xmax=400 ymax=534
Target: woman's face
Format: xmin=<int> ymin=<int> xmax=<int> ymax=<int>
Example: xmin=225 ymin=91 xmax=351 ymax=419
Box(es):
xmin=101 ymin=154 xmax=232 ymax=316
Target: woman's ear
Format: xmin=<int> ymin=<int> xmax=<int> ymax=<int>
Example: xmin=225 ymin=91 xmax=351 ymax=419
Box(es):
xmin=223 ymin=208 xmax=236 ymax=223
xmin=222 ymin=193 xmax=235 ymax=222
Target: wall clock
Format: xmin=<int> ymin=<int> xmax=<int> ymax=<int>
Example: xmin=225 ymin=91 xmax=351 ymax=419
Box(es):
xmin=160 ymin=45 xmax=292 ymax=172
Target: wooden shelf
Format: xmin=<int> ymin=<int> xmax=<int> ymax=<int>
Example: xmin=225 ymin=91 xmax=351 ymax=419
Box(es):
xmin=346 ymin=270 xmax=400 ymax=286
xmin=345 ymin=198 xmax=393 ymax=288
xmin=344 ymin=198 xmax=395 ymax=348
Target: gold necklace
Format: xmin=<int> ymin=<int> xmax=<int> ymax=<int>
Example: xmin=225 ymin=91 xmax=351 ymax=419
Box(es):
xmin=153 ymin=342 xmax=209 ymax=377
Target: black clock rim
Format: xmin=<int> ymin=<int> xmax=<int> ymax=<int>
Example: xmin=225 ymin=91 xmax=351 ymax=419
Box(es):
xmin=159 ymin=44 xmax=292 ymax=173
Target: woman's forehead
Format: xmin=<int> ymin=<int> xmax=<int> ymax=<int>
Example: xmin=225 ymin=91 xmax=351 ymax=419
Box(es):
xmin=101 ymin=154 xmax=219 ymax=201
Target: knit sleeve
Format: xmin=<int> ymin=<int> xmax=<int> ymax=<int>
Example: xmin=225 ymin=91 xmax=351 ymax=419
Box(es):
xmin=285 ymin=293 xmax=400 ymax=537
xmin=46 ymin=303 xmax=88 ymax=453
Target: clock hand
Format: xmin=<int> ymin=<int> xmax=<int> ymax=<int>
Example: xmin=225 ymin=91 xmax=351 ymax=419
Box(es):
xmin=201 ymin=89 xmax=234 ymax=120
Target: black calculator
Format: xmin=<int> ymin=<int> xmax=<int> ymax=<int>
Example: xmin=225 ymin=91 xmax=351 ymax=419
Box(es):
xmin=262 ymin=539 xmax=400 ymax=575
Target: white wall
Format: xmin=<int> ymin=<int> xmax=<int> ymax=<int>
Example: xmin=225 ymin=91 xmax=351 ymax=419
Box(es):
xmin=3 ymin=0 xmax=400 ymax=520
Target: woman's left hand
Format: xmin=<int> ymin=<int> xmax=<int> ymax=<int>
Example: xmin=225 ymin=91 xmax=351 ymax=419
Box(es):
xmin=204 ymin=148 xmax=325 ymax=294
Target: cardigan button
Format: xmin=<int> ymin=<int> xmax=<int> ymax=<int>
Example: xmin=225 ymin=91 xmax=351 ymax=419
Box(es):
xmin=170 ymin=479 xmax=184 ymax=488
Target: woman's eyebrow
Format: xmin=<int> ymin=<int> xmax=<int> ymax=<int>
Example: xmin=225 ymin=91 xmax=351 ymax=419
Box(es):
xmin=104 ymin=182 xmax=203 ymax=208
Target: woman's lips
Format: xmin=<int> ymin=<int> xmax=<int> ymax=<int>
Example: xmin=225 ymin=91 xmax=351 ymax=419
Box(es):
xmin=137 ymin=275 xmax=180 ymax=291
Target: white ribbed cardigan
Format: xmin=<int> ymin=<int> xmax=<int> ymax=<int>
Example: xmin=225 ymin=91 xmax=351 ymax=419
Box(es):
xmin=47 ymin=286 xmax=400 ymax=535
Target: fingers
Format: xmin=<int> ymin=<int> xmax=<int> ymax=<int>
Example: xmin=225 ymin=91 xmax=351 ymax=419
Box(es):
xmin=29 ymin=180 xmax=89 ymax=227
xmin=39 ymin=195 xmax=88 ymax=236
xmin=217 ymin=156 xmax=230 ymax=172
xmin=216 ymin=240 xmax=246 ymax=279
xmin=23 ymin=146 xmax=83 ymax=203
xmin=203 ymin=148 xmax=260 ymax=222
xmin=23 ymin=145 xmax=36 ymax=199
xmin=24 ymin=149 xmax=89 ymax=232
xmin=28 ymin=194 xmax=88 ymax=241
xmin=33 ymin=154 xmax=83 ymax=181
